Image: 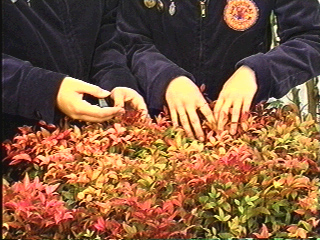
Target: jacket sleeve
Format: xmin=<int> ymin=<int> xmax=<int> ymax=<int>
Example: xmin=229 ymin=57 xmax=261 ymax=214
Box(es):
xmin=2 ymin=54 xmax=66 ymax=123
xmin=117 ymin=0 xmax=194 ymax=111
xmin=237 ymin=0 xmax=320 ymax=102
xmin=90 ymin=0 xmax=140 ymax=92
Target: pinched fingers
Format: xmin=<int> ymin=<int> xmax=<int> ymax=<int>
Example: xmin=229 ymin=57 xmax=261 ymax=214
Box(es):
xmin=111 ymin=87 xmax=148 ymax=117
xmin=111 ymin=90 xmax=125 ymax=108
xmin=69 ymin=100 xmax=124 ymax=122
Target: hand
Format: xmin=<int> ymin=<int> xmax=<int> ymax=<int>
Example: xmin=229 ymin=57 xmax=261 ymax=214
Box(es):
xmin=214 ymin=65 xmax=257 ymax=135
xmin=110 ymin=87 xmax=148 ymax=118
xmin=165 ymin=76 xmax=214 ymax=141
xmin=57 ymin=77 xmax=125 ymax=122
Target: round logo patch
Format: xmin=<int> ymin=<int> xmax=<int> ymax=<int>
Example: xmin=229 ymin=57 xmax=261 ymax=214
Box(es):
xmin=224 ymin=0 xmax=259 ymax=31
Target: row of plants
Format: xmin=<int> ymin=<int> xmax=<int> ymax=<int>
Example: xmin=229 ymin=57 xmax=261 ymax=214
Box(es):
xmin=2 ymin=103 xmax=320 ymax=239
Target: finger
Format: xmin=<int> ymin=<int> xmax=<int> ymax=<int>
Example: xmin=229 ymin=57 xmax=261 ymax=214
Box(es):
xmin=213 ymin=96 xmax=226 ymax=124
xmin=198 ymin=102 xmax=215 ymax=125
xmin=127 ymin=96 xmax=148 ymax=113
xmin=77 ymin=81 xmax=111 ymax=99
xmin=134 ymin=100 xmax=148 ymax=119
xmin=71 ymin=100 xmax=124 ymax=122
xmin=177 ymin=108 xmax=194 ymax=139
xmin=111 ymin=89 xmax=148 ymax=117
xmin=217 ymin=99 xmax=232 ymax=132
xmin=230 ymin=100 xmax=242 ymax=135
xmin=242 ymin=95 xmax=254 ymax=117
xmin=167 ymin=103 xmax=179 ymax=127
xmin=127 ymin=96 xmax=148 ymax=119
xmin=186 ymin=108 xmax=204 ymax=141
xmin=111 ymin=90 xmax=125 ymax=108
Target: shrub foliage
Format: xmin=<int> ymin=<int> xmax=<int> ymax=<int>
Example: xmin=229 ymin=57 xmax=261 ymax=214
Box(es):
xmin=2 ymin=104 xmax=320 ymax=239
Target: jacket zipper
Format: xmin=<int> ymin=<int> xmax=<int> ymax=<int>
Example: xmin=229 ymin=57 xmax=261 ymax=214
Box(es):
xmin=200 ymin=0 xmax=207 ymax=18
xmin=199 ymin=0 xmax=208 ymax=68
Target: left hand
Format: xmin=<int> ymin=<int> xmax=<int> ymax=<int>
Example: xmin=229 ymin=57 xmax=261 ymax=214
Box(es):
xmin=110 ymin=87 xmax=148 ymax=117
xmin=214 ymin=65 xmax=257 ymax=135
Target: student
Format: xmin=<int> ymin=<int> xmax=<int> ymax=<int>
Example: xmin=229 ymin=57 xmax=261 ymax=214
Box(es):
xmin=117 ymin=0 xmax=320 ymax=140
xmin=2 ymin=0 xmax=147 ymax=141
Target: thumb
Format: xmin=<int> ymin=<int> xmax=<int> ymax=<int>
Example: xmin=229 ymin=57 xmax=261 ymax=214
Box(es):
xmin=78 ymin=81 xmax=111 ymax=99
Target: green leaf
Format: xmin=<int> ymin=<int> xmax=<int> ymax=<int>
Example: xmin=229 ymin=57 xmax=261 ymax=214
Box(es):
xmin=225 ymin=182 xmax=233 ymax=189
xmin=238 ymin=206 xmax=244 ymax=214
xmin=234 ymin=199 xmax=240 ymax=206
xmin=204 ymin=202 xmax=216 ymax=210
xmin=218 ymin=232 xmax=234 ymax=238
xmin=211 ymin=227 xmax=217 ymax=236
xmin=211 ymin=185 xmax=217 ymax=195
xmin=285 ymin=211 xmax=291 ymax=224
xmin=256 ymin=207 xmax=271 ymax=215
xmin=123 ymin=223 xmax=137 ymax=235
xmin=199 ymin=196 xmax=209 ymax=204
xmin=208 ymin=192 xmax=216 ymax=199
xmin=222 ymin=214 xmax=231 ymax=222
xmin=299 ymin=220 xmax=312 ymax=232
xmin=249 ymin=196 xmax=259 ymax=202
xmin=221 ymin=202 xmax=232 ymax=212
xmin=247 ymin=201 xmax=255 ymax=206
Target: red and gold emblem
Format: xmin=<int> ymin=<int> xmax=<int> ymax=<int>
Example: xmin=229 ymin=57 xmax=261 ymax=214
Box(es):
xmin=224 ymin=0 xmax=259 ymax=31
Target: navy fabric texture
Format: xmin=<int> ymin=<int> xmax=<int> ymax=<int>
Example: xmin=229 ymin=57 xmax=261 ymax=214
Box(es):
xmin=2 ymin=0 xmax=137 ymax=140
xmin=118 ymin=0 xmax=320 ymax=112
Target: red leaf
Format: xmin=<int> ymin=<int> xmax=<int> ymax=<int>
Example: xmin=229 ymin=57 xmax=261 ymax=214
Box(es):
xmin=10 ymin=153 xmax=32 ymax=165
xmin=45 ymin=183 xmax=60 ymax=195
xmin=253 ymin=224 xmax=271 ymax=238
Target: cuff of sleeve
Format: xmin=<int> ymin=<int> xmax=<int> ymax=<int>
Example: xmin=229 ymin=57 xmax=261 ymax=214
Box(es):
xmin=236 ymin=53 xmax=274 ymax=104
xmin=148 ymin=65 xmax=195 ymax=111
xmin=20 ymin=67 xmax=66 ymax=124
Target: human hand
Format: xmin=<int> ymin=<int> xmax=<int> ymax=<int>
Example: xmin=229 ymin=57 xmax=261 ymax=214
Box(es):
xmin=214 ymin=65 xmax=257 ymax=135
xmin=110 ymin=87 xmax=148 ymax=118
xmin=57 ymin=77 xmax=125 ymax=122
xmin=165 ymin=76 xmax=214 ymax=141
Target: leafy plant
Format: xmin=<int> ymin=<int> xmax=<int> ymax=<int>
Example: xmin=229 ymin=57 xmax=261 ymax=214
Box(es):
xmin=2 ymin=104 xmax=320 ymax=239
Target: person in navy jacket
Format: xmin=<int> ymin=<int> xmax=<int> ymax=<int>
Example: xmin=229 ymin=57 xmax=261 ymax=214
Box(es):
xmin=2 ymin=0 xmax=147 ymax=141
xmin=118 ymin=0 xmax=320 ymax=140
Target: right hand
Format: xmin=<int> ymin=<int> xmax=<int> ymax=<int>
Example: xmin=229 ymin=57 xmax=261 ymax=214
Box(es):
xmin=110 ymin=87 xmax=148 ymax=118
xmin=57 ymin=77 xmax=125 ymax=122
xmin=165 ymin=76 xmax=214 ymax=141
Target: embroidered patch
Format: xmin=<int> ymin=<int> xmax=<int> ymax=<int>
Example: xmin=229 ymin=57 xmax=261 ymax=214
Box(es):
xmin=224 ymin=0 xmax=259 ymax=31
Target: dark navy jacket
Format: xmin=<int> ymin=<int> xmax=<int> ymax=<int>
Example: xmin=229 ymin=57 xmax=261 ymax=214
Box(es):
xmin=2 ymin=0 xmax=136 ymax=140
xmin=118 ymin=0 xmax=320 ymax=112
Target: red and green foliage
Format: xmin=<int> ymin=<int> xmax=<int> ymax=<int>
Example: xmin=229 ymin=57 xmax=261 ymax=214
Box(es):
xmin=2 ymin=104 xmax=320 ymax=239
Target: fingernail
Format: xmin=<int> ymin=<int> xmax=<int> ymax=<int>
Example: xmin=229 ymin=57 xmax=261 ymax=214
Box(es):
xmin=199 ymin=137 xmax=204 ymax=142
